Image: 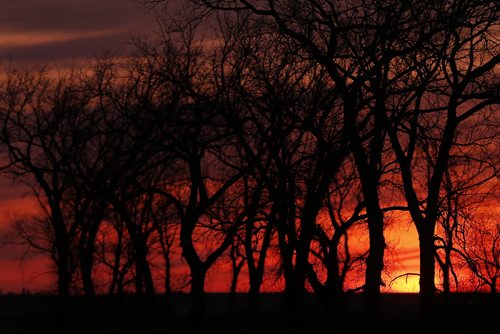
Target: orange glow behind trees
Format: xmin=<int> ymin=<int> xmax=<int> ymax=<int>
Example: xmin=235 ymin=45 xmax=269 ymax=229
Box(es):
xmin=0 ymin=2 xmax=498 ymax=324
xmin=0 ymin=193 xmax=490 ymax=294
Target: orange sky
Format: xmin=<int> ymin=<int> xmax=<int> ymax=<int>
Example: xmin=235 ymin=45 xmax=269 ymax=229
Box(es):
xmin=0 ymin=0 xmax=464 ymax=295
xmin=0 ymin=187 xmax=421 ymax=293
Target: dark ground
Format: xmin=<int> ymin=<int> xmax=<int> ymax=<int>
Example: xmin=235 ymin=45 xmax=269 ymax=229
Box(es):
xmin=0 ymin=293 xmax=497 ymax=334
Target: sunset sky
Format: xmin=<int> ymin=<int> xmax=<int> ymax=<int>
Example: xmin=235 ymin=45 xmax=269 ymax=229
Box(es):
xmin=0 ymin=0 xmax=157 ymax=66
xmin=0 ymin=0 xmax=422 ymax=294
xmin=0 ymin=0 xmax=158 ymax=293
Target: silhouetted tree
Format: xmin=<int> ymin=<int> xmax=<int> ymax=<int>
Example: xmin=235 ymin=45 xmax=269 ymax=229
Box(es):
xmin=73 ymin=55 xmax=184 ymax=298
xmin=1 ymin=4 xmax=497 ymax=332
xmin=379 ymin=0 xmax=499 ymax=315
xmin=0 ymin=68 xmax=92 ymax=297
xmin=307 ymin=160 xmax=366 ymax=312
xmin=184 ymin=0 xmax=403 ymax=316
xmin=95 ymin=213 xmax=135 ymax=296
xmin=435 ymin=155 xmax=497 ymax=295
xmin=435 ymin=170 xmax=462 ymax=295
xmin=130 ymin=21 xmax=251 ymax=319
xmin=206 ymin=18 xmax=277 ymax=314
xmin=457 ymin=215 xmax=499 ymax=294
xmin=150 ymin=197 xmax=178 ymax=298
xmin=184 ymin=0 xmax=500 ymax=318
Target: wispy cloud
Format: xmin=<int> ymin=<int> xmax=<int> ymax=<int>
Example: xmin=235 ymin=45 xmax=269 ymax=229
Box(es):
xmin=0 ymin=0 xmax=158 ymax=65
xmin=0 ymin=0 xmax=155 ymax=33
xmin=0 ymin=29 xmax=126 ymax=48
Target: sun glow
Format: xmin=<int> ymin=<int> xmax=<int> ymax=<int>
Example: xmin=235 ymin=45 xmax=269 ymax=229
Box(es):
xmin=389 ymin=273 xmax=420 ymax=293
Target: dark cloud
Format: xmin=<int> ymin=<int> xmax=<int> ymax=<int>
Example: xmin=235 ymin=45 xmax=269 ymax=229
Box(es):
xmin=0 ymin=0 xmax=156 ymax=33
xmin=0 ymin=31 xmax=141 ymax=64
xmin=0 ymin=0 xmax=164 ymax=65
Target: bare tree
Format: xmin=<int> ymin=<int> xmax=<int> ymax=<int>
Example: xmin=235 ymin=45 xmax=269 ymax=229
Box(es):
xmin=150 ymin=196 xmax=178 ymax=298
xmin=95 ymin=213 xmax=135 ymax=296
xmin=457 ymin=214 xmax=499 ymax=294
xmin=71 ymin=53 xmax=184 ymax=298
xmin=0 ymin=67 xmax=92 ymax=297
xmin=181 ymin=0 xmax=404 ymax=316
xmin=128 ymin=21 xmax=250 ymax=319
xmin=307 ymin=160 xmax=367 ymax=312
xmin=379 ymin=0 xmax=499 ymax=315
xmin=435 ymin=156 xmax=497 ymax=295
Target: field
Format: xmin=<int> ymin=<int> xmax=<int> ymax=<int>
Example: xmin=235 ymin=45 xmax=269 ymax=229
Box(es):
xmin=0 ymin=293 xmax=497 ymax=333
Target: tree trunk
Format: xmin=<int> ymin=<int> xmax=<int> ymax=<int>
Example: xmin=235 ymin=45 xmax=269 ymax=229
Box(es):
xmin=108 ymin=228 xmax=123 ymax=296
xmin=117 ymin=271 xmax=125 ymax=297
xmin=108 ymin=275 xmax=117 ymax=296
xmin=52 ymin=206 xmax=71 ymax=298
xmin=364 ymin=205 xmax=385 ymax=318
xmin=230 ymin=264 xmax=243 ymax=295
xmin=348 ymin=107 xmax=385 ymax=318
xmin=245 ymin=213 xmax=272 ymax=317
xmin=283 ymin=275 xmax=303 ymax=318
xmin=276 ymin=224 xmax=302 ymax=318
xmin=55 ymin=232 xmax=71 ymax=298
xmin=55 ymin=248 xmax=71 ymax=334
xmin=294 ymin=205 xmax=318 ymax=302
xmin=143 ymin=262 xmax=155 ymax=297
xmin=490 ymin=279 xmax=497 ymax=294
xmin=135 ymin=241 xmax=155 ymax=297
xmin=165 ymin=251 xmax=172 ymax=296
xmin=114 ymin=200 xmax=155 ymax=298
xmin=419 ymin=226 xmax=436 ymax=318
xmin=135 ymin=261 xmax=144 ymax=295
xmin=189 ymin=267 xmax=207 ymax=323
xmin=246 ymin=247 xmax=267 ymax=319
xmin=323 ymin=236 xmax=345 ymax=313
xmin=56 ymin=253 xmax=71 ymax=298
xmin=354 ymin=166 xmax=385 ymax=318
xmin=180 ymin=211 xmax=207 ymax=323
xmin=80 ymin=251 xmax=95 ymax=297
xmin=79 ymin=223 xmax=100 ymax=298
xmin=229 ymin=243 xmax=244 ymax=296
xmin=442 ymin=250 xmax=451 ymax=295
xmin=247 ymin=280 xmax=261 ymax=315
xmin=272 ymin=190 xmax=301 ymax=317
xmin=228 ymin=246 xmax=244 ymax=313
xmin=79 ymin=210 xmax=104 ymax=298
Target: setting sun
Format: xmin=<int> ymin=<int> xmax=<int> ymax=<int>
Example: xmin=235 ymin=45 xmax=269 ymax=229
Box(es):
xmin=389 ymin=273 xmax=420 ymax=293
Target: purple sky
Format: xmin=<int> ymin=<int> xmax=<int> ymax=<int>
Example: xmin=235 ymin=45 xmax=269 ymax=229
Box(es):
xmin=0 ymin=0 xmax=164 ymax=65
xmin=0 ymin=0 xmax=166 ymax=293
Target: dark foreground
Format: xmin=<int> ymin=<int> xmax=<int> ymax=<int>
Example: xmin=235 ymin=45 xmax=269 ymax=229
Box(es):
xmin=0 ymin=293 xmax=497 ymax=334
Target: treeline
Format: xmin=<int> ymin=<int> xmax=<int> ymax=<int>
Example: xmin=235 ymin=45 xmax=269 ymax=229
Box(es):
xmin=0 ymin=0 xmax=498 ymax=320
